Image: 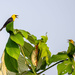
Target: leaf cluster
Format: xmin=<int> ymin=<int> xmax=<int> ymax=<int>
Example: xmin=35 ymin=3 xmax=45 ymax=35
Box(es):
xmin=0 ymin=22 xmax=75 ymax=75
xmin=1 ymin=22 xmax=51 ymax=75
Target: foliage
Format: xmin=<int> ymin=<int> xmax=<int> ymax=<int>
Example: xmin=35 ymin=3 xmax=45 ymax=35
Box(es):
xmin=0 ymin=22 xmax=75 ymax=75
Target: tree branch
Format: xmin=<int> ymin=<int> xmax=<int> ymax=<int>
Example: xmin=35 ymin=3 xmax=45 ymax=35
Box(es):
xmin=38 ymin=59 xmax=68 ymax=75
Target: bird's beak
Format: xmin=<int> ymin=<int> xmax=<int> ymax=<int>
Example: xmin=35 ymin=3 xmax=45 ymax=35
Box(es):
xmin=15 ymin=15 xmax=18 ymax=18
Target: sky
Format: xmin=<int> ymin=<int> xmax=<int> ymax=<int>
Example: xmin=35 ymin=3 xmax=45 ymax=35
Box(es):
xmin=0 ymin=0 xmax=75 ymax=75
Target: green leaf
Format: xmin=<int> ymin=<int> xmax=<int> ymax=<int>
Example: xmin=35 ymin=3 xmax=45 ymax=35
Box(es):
xmin=72 ymin=71 xmax=75 ymax=75
xmin=72 ymin=61 xmax=75 ymax=75
xmin=4 ymin=50 xmax=18 ymax=73
xmin=22 ymin=71 xmax=35 ymax=75
xmin=38 ymin=43 xmax=51 ymax=65
xmin=10 ymin=33 xmax=24 ymax=46
xmin=22 ymin=41 xmax=34 ymax=58
xmin=37 ymin=58 xmax=42 ymax=70
xmin=26 ymin=59 xmax=36 ymax=75
xmin=16 ymin=73 xmax=21 ymax=75
xmin=6 ymin=22 xmax=14 ymax=32
xmin=38 ymin=43 xmax=50 ymax=57
xmin=37 ymin=58 xmax=46 ymax=70
xmin=67 ymin=42 xmax=75 ymax=57
xmin=57 ymin=51 xmax=67 ymax=55
xmin=6 ymin=38 xmax=20 ymax=60
xmin=18 ymin=54 xmax=28 ymax=72
xmin=41 ymin=35 xmax=48 ymax=43
xmin=27 ymin=34 xmax=35 ymax=44
xmin=13 ymin=29 xmax=19 ymax=35
xmin=57 ymin=60 xmax=72 ymax=75
xmin=46 ymin=48 xmax=51 ymax=65
xmin=15 ymin=30 xmax=36 ymax=44
xmin=32 ymin=35 xmax=37 ymax=40
xmin=19 ymin=30 xmax=28 ymax=39
xmin=50 ymin=53 xmax=69 ymax=64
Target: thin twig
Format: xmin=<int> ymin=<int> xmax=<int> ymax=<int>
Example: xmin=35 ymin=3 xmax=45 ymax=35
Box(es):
xmin=19 ymin=44 xmax=32 ymax=69
xmin=19 ymin=45 xmax=25 ymax=57
xmin=38 ymin=59 xmax=68 ymax=75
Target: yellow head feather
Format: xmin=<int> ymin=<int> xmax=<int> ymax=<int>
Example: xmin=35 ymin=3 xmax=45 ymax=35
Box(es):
xmin=11 ymin=14 xmax=18 ymax=21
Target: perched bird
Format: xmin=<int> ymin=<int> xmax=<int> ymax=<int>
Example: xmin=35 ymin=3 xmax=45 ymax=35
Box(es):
xmin=68 ymin=39 xmax=74 ymax=45
xmin=0 ymin=14 xmax=18 ymax=31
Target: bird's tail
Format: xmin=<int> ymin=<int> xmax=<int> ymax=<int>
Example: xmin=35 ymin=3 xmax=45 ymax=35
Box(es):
xmin=0 ymin=27 xmax=4 ymax=31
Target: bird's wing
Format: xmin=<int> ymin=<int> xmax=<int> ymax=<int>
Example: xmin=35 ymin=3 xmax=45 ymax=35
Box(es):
xmin=0 ymin=17 xmax=13 ymax=31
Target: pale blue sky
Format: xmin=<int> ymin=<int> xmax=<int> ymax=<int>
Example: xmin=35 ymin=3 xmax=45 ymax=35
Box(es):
xmin=0 ymin=0 xmax=75 ymax=75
